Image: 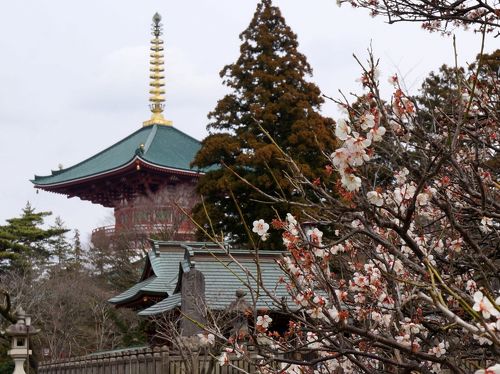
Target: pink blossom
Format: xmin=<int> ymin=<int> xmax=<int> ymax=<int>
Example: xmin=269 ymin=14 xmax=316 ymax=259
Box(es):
xmin=330 ymin=244 xmax=345 ymax=255
xmin=307 ymin=306 xmax=324 ymax=319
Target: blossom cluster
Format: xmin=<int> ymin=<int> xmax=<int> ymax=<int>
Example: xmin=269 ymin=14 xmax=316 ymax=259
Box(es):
xmin=211 ymin=55 xmax=499 ymax=373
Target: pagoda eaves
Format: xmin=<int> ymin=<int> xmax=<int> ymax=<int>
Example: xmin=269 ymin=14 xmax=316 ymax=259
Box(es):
xmin=32 ymin=125 xmax=206 ymax=207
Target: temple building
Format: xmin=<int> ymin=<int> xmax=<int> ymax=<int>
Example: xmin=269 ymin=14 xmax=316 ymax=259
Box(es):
xmin=108 ymin=240 xmax=289 ymax=337
xmin=31 ymin=11 xmax=290 ymax=345
xmin=32 ymin=13 xmax=202 ymax=244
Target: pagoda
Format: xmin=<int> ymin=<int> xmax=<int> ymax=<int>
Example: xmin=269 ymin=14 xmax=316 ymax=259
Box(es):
xmin=32 ymin=13 xmax=203 ymax=243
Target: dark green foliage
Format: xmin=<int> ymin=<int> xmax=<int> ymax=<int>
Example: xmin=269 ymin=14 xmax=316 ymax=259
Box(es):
xmin=0 ymin=360 xmax=14 ymax=374
xmin=192 ymin=0 xmax=336 ymax=248
xmin=417 ymin=49 xmax=500 ymax=116
xmin=0 ymin=203 xmax=68 ymax=274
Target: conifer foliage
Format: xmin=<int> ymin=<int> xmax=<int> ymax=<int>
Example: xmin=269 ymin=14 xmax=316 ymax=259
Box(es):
xmin=192 ymin=0 xmax=335 ymax=246
xmin=0 ymin=203 xmax=68 ymax=273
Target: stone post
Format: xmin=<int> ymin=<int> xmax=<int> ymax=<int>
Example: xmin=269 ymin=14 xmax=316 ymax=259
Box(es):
xmin=180 ymin=266 xmax=206 ymax=336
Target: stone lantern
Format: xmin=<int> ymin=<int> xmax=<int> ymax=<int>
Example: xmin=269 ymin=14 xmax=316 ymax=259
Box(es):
xmin=5 ymin=308 xmax=39 ymax=374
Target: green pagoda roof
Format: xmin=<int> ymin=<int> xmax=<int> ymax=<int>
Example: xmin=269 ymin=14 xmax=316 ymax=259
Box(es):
xmin=32 ymin=124 xmax=204 ymax=187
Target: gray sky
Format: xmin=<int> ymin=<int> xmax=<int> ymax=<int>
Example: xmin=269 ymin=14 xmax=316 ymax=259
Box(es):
xmin=0 ymin=0 xmax=492 ymax=244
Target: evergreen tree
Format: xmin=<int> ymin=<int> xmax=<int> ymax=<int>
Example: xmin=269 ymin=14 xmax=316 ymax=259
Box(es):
xmin=68 ymin=229 xmax=85 ymax=270
xmin=0 ymin=203 xmax=68 ymax=273
xmin=417 ymin=49 xmax=499 ymax=115
xmin=192 ymin=0 xmax=336 ymax=247
xmin=48 ymin=216 xmax=72 ymax=267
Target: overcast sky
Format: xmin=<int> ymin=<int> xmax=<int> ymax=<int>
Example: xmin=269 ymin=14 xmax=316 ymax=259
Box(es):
xmin=0 ymin=0 xmax=493 ymax=244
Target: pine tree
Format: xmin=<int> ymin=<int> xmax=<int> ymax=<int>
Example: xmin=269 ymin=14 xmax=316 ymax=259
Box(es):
xmin=192 ymin=0 xmax=336 ymax=247
xmin=0 ymin=203 xmax=68 ymax=273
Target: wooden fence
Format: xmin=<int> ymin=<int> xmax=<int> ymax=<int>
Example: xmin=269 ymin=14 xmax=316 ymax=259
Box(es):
xmin=38 ymin=346 xmax=257 ymax=374
xmin=37 ymin=346 xmax=490 ymax=374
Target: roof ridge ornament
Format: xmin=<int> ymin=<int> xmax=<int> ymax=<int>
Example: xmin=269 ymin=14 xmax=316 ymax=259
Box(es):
xmin=143 ymin=12 xmax=173 ymax=127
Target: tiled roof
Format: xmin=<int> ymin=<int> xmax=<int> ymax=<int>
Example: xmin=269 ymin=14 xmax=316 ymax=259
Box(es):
xmin=108 ymin=248 xmax=185 ymax=305
xmin=138 ymin=293 xmax=182 ymax=316
xmin=109 ymin=241 xmax=289 ymax=316
xmin=195 ymin=257 xmax=288 ymax=310
xmin=33 ymin=125 xmax=205 ymax=186
xmin=108 ymin=277 xmax=157 ymax=304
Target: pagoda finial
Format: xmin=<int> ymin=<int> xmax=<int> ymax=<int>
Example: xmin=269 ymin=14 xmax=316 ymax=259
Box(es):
xmin=143 ymin=12 xmax=172 ymax=127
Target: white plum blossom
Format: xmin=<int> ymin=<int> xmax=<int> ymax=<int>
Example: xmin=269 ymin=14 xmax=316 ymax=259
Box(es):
xmin=360 ymin=113 xmax=376 ymax=130
xmin=307 ymin=306 xmax=325 ymax=319
xmin=197 ymin=332 xmax=215 ymax=346
xmin=252 ymin=219 xmax=269 ymax=238
xmin=367 ymin=190 xmax=384 ymax=206
xmin=218 ymin=352 xmax=229 ymax=366
xmin=480 ymin=216 xmax=493 ymax=233
xmin=367 ymin=126 xmax=386 ymax=142
xmin=394 ymin=168 xmax=409 ymax=185
xmin=388 ymin=74 xmax=398 ymax=86
xmin=327 ymin=306 xmax=340 ymax=322
xmin=330 ymin=244 xmax=345 ymax=255
xmin=429 ymin=341 xmax=448 ymax=357
xmin=331 ymin=148 xmax=349 ymax=170
xmin=351 ymin=219 xmax=363 ymax=229
xmin=475 ymin=363 xmax=500 ymax=374
xmin=466 ymin=279 xmax=477 ymax=294
xmin=312 ymin=247 xmax=326 ymax=258
xmin=306 ymin=332 xmax=321 ymax=349
xmin=473 ymin=291 xmax=499 ymax=319
xmin=341 ymin=173 xmax=362 ymax=191
xmin=256 ymin=315 xmax=272 ymax=331
xmin=306 ymin=227 xmax=323 ymax=245
xmin=449 ymin=238 xmax=463 ymax=253
xmin=416 ymin=192 xmax=431 ymax=206
xmin=344 ymin=136 xmax=371 ymax=166
xmin=286 ymin=213 xmax=297 ymax=226
xmin=335 ymin=119 xmax=351 ymax=140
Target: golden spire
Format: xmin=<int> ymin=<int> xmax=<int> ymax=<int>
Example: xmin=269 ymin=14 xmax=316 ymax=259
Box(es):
xmin=143 ymin=12 xmax=172 ymax=127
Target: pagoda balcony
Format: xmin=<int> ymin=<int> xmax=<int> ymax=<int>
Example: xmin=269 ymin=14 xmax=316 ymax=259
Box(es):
xmin=91 ymin=223 xmax=195 ymax=244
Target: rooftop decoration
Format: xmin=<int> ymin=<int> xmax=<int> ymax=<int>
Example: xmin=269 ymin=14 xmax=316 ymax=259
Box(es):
xmin=32 ymin=13 xmax=203 ymax=242
xmin=143 ymin=13 xmax=172 ymax=127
